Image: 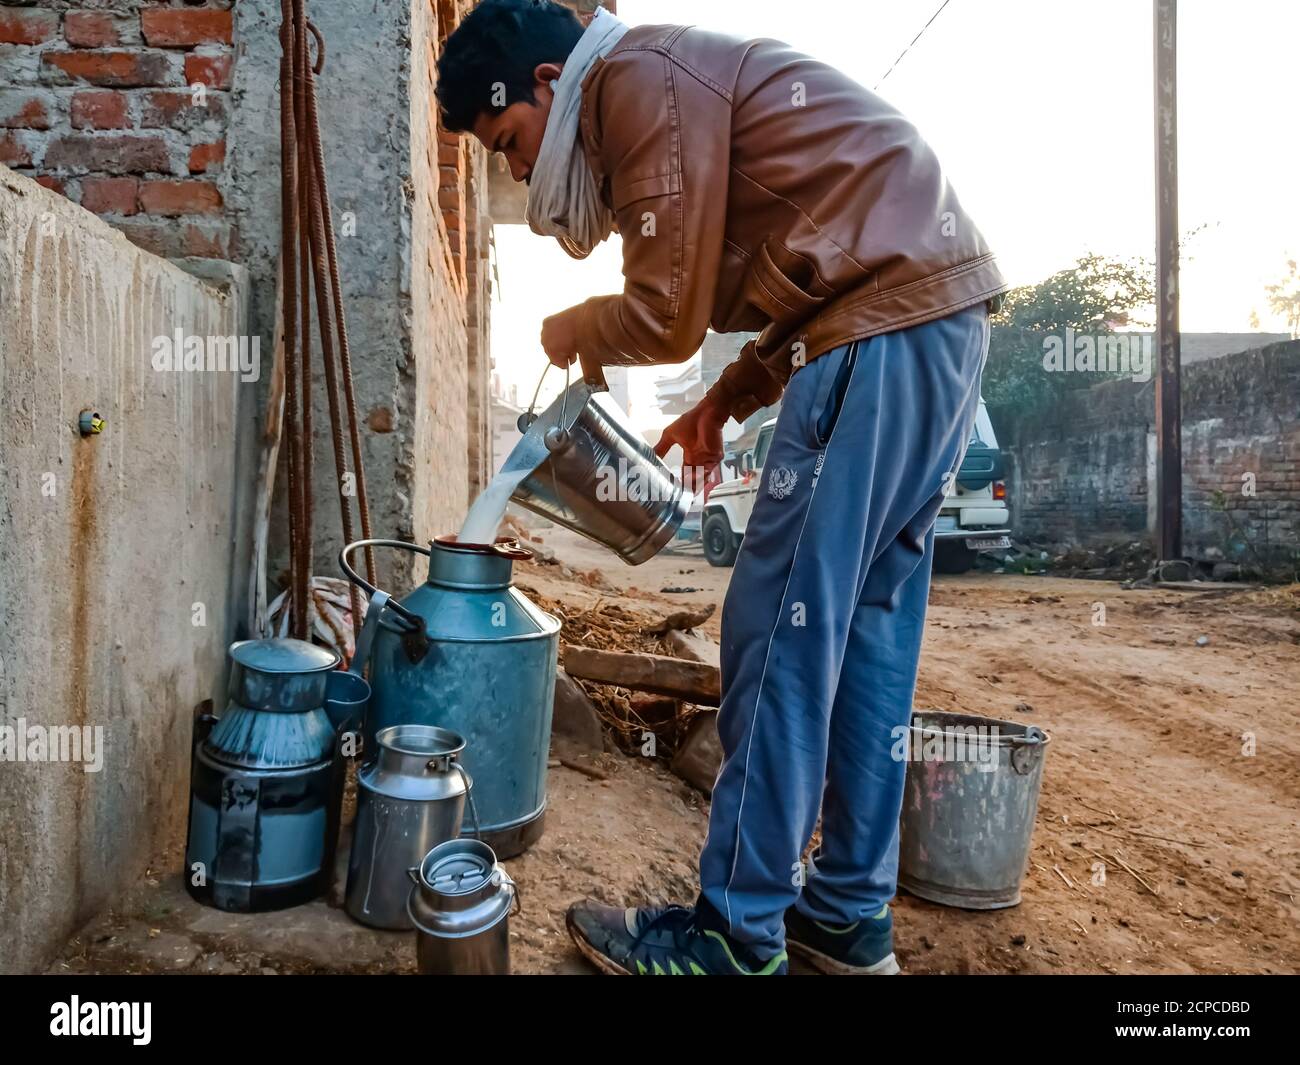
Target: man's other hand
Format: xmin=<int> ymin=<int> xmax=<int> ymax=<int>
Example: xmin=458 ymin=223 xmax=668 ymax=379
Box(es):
xmin=655 ymin=394 xmax=729 ymax=492
xmin=541 ymin=306 xmax=582 ymax=370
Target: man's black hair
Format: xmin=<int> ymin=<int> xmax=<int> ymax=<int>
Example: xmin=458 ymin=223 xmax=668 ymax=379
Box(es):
xmin=436 ymin=0 xmax=587 ymax=134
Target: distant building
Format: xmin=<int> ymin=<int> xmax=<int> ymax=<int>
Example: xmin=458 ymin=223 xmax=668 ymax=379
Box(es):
xmin=489 ymin=374 xmax=524 ymax=473
xmin=654 ymin=358 xmax=703 ymax=415
xmin=654 ymin=330 xmax=777 ymax=446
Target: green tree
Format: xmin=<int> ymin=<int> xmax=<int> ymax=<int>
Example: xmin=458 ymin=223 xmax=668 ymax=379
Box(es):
xmin=1249 ymin=258 xmax=1300 ymax=338
xmin=985 ymin=253 xmax=1155 ymax=411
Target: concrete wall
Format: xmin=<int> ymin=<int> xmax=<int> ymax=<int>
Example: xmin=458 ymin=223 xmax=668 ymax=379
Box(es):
xmin=8 ymin=0 xmax=494 ymax=591
xmin=0 ymin=164 xmax=254 ymax=972
xmin=229 ymin=0 xmax=421 ymax=584
xmin=997 ymin=340 xmax=1300 ymax=572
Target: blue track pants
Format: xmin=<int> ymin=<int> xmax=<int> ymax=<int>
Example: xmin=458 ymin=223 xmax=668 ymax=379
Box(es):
xmin=697 ymin=305 xmax=989 ymax=955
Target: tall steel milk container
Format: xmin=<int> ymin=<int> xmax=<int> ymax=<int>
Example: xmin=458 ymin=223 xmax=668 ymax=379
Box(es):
xmin=341 ymin=536 xmax=560 ymax=858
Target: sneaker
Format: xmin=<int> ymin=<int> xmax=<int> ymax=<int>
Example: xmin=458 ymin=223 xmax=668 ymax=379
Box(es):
xmin=566 ymin=900 xmax=788 ymax=975
xmin=784 ymin=904 xmax=901 ymax=975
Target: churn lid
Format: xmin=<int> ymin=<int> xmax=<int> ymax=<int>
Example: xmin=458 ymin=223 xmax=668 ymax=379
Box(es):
xmin=407 ymin=838 xmax=515 ymax=936
xmin=429 ymin=850 xmax=492 ymax=894
xmin=227 ymin=638 xmax=341 ymax=715
xmin=230 ymin=638 xmax=339 ymax=674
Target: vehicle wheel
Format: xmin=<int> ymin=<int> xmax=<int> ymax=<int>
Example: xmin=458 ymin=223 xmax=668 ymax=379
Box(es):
xmin=703 ymin=512 xmax=739 ymax=567
xmin=932 ymin=542 xmax=976 ymax=575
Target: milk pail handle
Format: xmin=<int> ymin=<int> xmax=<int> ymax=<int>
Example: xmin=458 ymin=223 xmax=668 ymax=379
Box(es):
xmin=339 ymin=539 xmax=433 ymax=662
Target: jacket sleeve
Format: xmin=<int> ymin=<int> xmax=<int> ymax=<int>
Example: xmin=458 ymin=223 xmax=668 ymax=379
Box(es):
xmin=572 ymin=51 xmax=732 ymax=368
xmin=705 ymin=338 xmax=785 ymax=422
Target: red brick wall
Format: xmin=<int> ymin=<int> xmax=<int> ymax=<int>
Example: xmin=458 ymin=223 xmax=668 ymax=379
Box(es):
xmin=0 ymin=1 xmax=234 ymax=258
xmin=999 ymin=340 xmax=1300 ymax=574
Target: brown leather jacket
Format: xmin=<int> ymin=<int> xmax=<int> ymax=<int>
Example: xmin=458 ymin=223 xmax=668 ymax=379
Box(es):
xmin=570 ymin=24 xmax=1006 ymax=422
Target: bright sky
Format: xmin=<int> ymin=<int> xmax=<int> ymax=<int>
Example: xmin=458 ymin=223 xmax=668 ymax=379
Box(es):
xmin=490 ymin=0 xmax=1298 ymax=429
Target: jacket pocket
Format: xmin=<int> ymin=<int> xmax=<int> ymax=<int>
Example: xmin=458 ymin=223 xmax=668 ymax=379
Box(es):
xmin=745 ymin=240 xmax=831 ymax=329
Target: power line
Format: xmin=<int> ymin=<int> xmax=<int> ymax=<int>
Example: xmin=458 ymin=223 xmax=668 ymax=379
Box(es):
xmin=873 ymin=0 xmax=955 ymax=91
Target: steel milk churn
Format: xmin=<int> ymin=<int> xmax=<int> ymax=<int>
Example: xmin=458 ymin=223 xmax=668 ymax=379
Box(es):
xmin=340 ymin=536 xmax=560 ymax=858
xmin=345 ymin=724 xmax=474 ymax=929
xmin=185 ymin=638 xmax=346 ymax=912
xmin=407 ymin=839 xmax=518 ymax=975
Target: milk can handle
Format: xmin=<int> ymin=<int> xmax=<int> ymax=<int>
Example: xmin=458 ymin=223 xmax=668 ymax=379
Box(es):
xmin=451 ymin=761 xmax=481 ymax=842
xmin=349 ymin=589 xmax=389 ymax=678
xmin=338 ymin=539 xmax=428 ymax=633
xmin=520 ymin=361 xmax=570 ymax=429
xmin=192 ymin=712 xmax=219 ymax=752
xmin=498 ymin=869 xmax=523 ymax=917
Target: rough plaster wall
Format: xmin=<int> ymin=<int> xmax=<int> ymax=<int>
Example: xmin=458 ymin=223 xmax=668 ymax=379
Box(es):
xmin=229 ymin=0 xmax=419 ymax=588
xmin=0 ymin=165 xmax=251 ymax=972
xmin=229 ymin=0 xmax=482 ymax=593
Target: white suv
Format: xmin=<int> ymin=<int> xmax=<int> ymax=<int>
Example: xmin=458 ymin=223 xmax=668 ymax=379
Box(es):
xmin=701 ymin=401 xmax=1011 ymax=572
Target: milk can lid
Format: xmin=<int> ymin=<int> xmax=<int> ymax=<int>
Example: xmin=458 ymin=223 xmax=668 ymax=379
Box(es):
xmin=230 ymin=637 xmax=339 ymax=675
xmin=429 ymin=853 xmax=491 ymax=892
xmin=419 ymin=839 xmax=501 ymax=901
xmin=409 ymin=839 xmax=514 ymax=932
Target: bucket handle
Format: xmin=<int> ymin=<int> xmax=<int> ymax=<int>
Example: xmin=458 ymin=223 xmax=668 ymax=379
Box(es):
xmin=1009 ymin=728 xmax=1047 ymax=775
xmin=518 ymin=362 xmax=574 ymax=454
xmin=496 ymin=868 xmax=523 ymax=917
xmin=339 ymin=539 xmax=431 ymax=663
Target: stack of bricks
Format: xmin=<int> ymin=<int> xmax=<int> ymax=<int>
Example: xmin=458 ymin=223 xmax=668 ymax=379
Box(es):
xmin=0 ymin=1 xmax=235 ymax=259
xmin=432 ymin=0 xmax=469 ymax=299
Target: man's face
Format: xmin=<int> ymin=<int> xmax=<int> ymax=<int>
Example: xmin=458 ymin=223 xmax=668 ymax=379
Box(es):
xmin=470 ymin=62 xmax=562 ymax=184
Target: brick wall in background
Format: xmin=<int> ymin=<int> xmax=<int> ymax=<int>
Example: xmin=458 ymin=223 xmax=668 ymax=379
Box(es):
xmin=0 ymin=0 xmax=234 ymax=258
xmin=997 ymin=340 xmax=1300 ymax=573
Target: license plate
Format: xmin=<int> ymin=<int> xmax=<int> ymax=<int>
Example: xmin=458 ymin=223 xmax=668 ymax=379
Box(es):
xmin=965 ymin=535 xmax=1011 ymax=551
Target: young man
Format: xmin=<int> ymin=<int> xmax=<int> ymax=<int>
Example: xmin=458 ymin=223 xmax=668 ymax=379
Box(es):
xmin=438 ymin=0 xmax=1005 ymax=976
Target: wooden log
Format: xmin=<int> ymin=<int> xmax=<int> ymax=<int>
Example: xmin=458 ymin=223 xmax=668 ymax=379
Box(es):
xmin=560 ymin=646 xmax=721 ymax=706
xmin=643 ymin=604 xmax=716 ymax=635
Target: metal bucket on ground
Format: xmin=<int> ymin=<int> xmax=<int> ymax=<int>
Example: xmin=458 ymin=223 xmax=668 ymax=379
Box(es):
xmin=511 ymin=369 xmax=689 ymax=565
xmin=345 ymin=724 xmax=474 ymax=930
xmin=407 ymin=838 xmax=517 ymax=975
xmin=897 ymin=710 xmax=1050 ymax=910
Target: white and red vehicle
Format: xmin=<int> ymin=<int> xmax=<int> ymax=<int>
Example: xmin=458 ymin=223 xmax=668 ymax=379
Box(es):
xmin=700 ymin=400 xmax=1011 ymax=572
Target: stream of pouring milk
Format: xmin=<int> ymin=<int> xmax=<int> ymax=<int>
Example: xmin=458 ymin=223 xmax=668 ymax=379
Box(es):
xmin=457 ymin=442 xmax=539 ymax=544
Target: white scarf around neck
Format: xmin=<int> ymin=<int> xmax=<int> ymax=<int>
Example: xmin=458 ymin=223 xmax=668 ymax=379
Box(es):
xmin=524 ymin=7 xmax=629 ymax=259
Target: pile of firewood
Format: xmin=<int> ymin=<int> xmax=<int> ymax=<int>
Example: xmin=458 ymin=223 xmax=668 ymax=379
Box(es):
xmin=521 ymin=587 xmax=719 ymax=757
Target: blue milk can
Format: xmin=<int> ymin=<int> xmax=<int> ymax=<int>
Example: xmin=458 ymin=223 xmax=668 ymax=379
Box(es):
xmin=341 ymin=536 xmax=561 ymax=858
xmin=184 ymin=638 xmax=348 ymax=912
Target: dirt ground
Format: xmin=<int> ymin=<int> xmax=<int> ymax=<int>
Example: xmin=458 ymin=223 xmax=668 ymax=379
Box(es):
xmin=52 ymin=525 xmax=1300 ymax=975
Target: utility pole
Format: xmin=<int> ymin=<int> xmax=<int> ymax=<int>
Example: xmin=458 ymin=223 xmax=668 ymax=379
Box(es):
xmin=1153 ymin=0 xmax=1182 ymax=562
